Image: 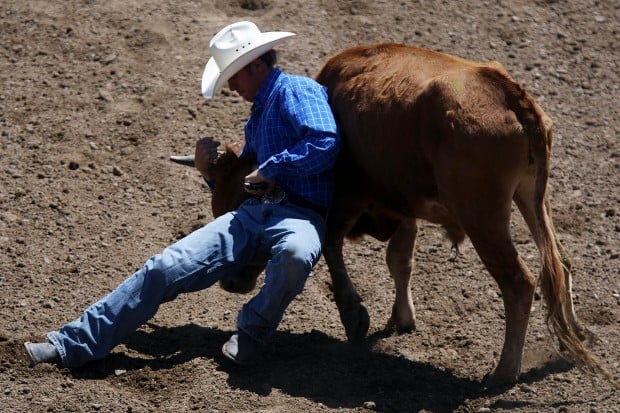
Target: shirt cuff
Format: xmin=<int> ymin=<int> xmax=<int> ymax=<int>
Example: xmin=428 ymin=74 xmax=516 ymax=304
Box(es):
xmin=258 ymin=160 xmax=278 ymax=181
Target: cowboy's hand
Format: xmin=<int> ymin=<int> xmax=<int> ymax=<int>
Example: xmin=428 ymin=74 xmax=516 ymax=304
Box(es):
xmin=194 ymin=137 xmax=220 ymax=180
xmin=244 ymin=169 xmax=274 ymax=196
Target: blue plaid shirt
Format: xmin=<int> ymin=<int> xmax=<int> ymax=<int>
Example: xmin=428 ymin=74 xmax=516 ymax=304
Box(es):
xmin=241 ymin=68 xmax=341 ymax=208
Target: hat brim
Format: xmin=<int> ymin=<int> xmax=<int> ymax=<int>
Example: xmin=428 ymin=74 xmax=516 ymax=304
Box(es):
xmin=201 ymin=31 xmax=295 ymax=99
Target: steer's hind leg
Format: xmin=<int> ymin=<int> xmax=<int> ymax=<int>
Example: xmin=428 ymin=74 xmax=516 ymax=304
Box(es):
xmin=458 ymin=205 xmax=537 ymax=387
xmin=385 ymin=219 xmax=417 ymax=332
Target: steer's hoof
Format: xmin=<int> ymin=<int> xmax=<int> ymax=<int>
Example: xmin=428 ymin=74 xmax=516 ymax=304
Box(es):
xmin=481 ymin=369 xmax=518 ymax=390
xmin=343 ymin=304 xmax=370 ymax=344
xmin=385 ymin=315 xmax=417 ymax=333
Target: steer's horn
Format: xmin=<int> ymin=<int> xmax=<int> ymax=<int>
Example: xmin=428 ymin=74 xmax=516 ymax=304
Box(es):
xmin=169 ymin=155 xmax=195 ymax=167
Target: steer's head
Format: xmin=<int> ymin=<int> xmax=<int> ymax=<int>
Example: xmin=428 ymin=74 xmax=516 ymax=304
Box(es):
xmin=210 ymin=143 xmax=255 ymax=217
xmin=209 ymin=144 xmax=264 ymax=294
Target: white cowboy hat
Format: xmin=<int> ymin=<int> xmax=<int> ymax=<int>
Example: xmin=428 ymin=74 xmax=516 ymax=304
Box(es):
xmin=201 ymin=21 xmax=295 ymax=99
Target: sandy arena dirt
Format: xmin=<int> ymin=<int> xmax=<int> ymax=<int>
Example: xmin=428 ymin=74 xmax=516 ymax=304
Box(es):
xmin=1 ymin=0 xmax=618 ymax=412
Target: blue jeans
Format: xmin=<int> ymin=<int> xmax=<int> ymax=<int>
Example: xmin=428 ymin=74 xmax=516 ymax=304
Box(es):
xmin=47 ymin=198 xmax=325 ymax=368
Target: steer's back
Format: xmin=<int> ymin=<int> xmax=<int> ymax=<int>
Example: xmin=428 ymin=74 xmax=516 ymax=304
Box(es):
xmin=316 ymin=43 xmax=536 ymax=217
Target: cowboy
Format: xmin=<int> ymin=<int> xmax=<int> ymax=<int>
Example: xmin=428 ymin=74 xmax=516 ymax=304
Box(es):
xmin=25 ymin=21 xmax=341 ymax=367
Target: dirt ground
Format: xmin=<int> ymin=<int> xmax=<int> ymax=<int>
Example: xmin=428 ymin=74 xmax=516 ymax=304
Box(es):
xmin=1 ymin=0 xmax=618 ymax=412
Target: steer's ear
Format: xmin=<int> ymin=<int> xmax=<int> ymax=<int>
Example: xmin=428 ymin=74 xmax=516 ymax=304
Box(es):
xmin=228 ymin=142 xmax=243 ymax=157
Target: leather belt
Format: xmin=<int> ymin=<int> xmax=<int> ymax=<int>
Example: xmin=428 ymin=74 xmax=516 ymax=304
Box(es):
xmin=251 ymin=188 xmax=328 ymax=219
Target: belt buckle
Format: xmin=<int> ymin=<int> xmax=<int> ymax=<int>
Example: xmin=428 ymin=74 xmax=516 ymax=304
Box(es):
xmin=262 ymin=187 xmax=286 ymax=204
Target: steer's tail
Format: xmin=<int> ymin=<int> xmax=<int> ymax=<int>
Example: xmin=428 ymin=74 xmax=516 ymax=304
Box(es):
xmin=482 ymin=67 xmax=619 ymax=389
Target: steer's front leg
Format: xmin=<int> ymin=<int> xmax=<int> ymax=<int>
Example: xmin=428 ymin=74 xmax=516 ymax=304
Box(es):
xmin=385 ymin=219 xmax=418 ymax=332
xmin=323 ymin=240 xmax=370 ymax=344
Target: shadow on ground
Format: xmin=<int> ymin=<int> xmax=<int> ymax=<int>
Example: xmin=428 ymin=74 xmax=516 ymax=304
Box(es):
xmin=38 ymin=323 xmax=578 ymax=413
xmin=0 ymin=323 xmax=589 ymax=412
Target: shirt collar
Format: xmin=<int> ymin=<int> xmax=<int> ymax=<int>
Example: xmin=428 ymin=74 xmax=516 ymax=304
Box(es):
xmin=252 ymin=68 xmax=282 ymax=112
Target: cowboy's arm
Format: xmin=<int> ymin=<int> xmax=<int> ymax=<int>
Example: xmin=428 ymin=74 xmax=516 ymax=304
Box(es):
xmin=258 ymin=85 xmax=340 ymax=180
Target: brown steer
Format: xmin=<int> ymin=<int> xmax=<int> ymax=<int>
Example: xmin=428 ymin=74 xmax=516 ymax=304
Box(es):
xmin=186 ymin=43 xmax=617 ymax=388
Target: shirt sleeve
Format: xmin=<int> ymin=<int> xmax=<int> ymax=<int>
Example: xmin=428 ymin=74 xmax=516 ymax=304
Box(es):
xmin=258 ymin=82 xmax=340 ymax=180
